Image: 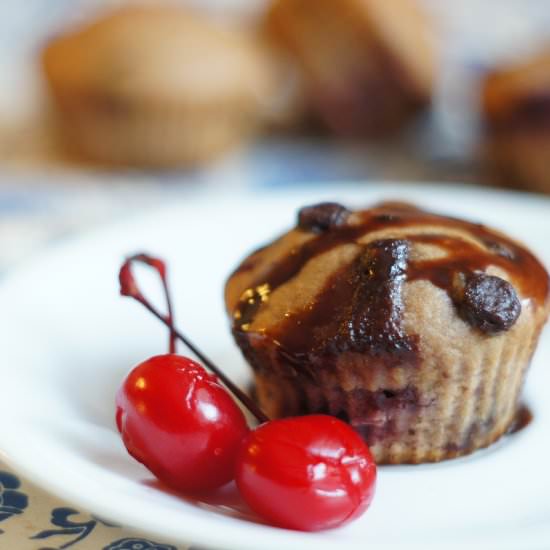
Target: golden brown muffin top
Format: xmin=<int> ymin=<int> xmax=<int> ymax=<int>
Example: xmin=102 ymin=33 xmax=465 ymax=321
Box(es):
xmin=482 ymin=49 xmax=550 ymax=123
xmin=42 ymin=4 xmax=271 ymax=107
xmin=226 ymin=202 xmax=549 ymax=362
xmin=265 ymin=0 xmax=437 ymax=101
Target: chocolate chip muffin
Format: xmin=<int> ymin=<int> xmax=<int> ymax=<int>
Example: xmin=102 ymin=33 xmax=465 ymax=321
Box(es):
xmin=225 ymin=202 xmax=549 ymax=464
xmin=41 ymin=4 xmax=272 ymax=168
xmin=482 ymin=50 xmax=550 ymax=193
xmin=264 ymin=0 xmax=437 ymax=136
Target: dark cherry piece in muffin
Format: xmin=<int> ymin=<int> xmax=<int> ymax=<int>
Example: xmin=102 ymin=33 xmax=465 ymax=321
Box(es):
xmin=225 ymin=202 xmax=549 ymax=463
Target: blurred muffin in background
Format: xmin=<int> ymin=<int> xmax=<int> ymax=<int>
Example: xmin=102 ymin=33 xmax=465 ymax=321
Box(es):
xmin=264 ymin=0 xmax=437 ymax=137
xmin=482 ymin=50 xmax=550 ymax=194
xmin=41 ymin=3 xmax=272 ymax=168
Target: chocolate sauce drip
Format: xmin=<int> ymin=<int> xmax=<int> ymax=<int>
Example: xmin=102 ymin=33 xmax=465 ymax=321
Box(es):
xmin=263 ymin=239 xmax=419 ymax=365
xmin=232 ymin=203 xmax=549 ymax=363
xmin=404 ymin=233 xmax=517 ymax=293
xmin=335 ymin=240 xmax=418 ymax=361
xmin=508 ymin=404 xmax=533 ymax=434
xmin=235 ymin=223 xmax=366 ymax=304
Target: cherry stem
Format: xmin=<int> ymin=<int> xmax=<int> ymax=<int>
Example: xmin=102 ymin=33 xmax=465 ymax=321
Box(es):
xmin=119 ymin=253 xmax=269 ymax=424
xmin=120 ymin=254 xmax=176 ymax=354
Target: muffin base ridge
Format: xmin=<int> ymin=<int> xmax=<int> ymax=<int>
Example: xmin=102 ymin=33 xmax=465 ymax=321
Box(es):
xmin=250 ymin=314 xmax=540 ymax=465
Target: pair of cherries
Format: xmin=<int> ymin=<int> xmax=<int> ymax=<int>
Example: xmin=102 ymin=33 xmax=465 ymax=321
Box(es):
xmin=116 ymin=255 xmax=377 ymax=532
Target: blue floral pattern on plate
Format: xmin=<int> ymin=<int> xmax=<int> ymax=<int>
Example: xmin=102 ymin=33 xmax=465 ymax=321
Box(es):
xmin=0 ymin=471 xmax=28 ymax=533
xmin=104 ymin=537 xmax=177 ymax=550
xmin=31 ymin=507 xmax=116 ymax=549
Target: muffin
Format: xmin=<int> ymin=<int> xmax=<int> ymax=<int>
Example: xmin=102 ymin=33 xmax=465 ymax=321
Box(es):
xmin=225 ymin=202 xmax=549 ymax=464
xmin=264 ymin=0 xmax=437 ymax=136
xmin=482 ymin=50 xmax=550 ymax=193
xmin=41 ymin=4 xmax=272 ymax=168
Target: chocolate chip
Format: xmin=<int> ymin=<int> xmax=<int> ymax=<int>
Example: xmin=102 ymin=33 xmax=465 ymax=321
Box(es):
xmin=461 ymin=273 xmax=521 ymax=333
xmin=297 ymin=202 xmax=351 ymax=233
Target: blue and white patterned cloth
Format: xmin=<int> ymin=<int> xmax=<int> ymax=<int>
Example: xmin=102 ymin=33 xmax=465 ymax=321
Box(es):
xmin=0 ymin=469 xmax=192 ymax=549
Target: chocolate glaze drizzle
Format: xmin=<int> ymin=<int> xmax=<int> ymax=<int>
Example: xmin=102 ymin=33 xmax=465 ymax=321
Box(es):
xmin=340 ymin=240 xmax=416 ymax=357
xmin=232 ymin=202 xmax=549 ymax=365
xmin=508 ymin=403 xmax=533 ymax=434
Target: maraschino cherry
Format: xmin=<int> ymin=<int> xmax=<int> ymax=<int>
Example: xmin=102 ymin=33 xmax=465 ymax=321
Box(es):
xmin=116 ymin=254 xmax=258 ymax=492
xmin=236 ymin=415 xmax=377 ymax=531
xmin=116 ymin=253 xmax=377 ymax=530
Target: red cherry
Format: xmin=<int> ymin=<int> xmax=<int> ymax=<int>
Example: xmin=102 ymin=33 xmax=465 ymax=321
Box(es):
xmin=117 ymin=254 xmax=378 ymax=529
xmin=235 ymin=415 xmax=377 ymax=531
xmin=116 ymin=354 xmax=249 ymax=492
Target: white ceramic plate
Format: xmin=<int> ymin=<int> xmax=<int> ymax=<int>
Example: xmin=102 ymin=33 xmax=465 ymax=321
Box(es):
xmin=0 ymin=183 xmax=549 ymax=550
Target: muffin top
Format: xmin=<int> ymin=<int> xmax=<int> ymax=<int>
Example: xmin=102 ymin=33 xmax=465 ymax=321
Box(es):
xmin=225 ymin=202 xmax=549 ymax=365
xmin=42 ymin=4 xmax=271 ymax=107
xmin=266 ymin=0 xmax=436 ymax=101
xmin=358 ymin=0 xmax=436 ymax=99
